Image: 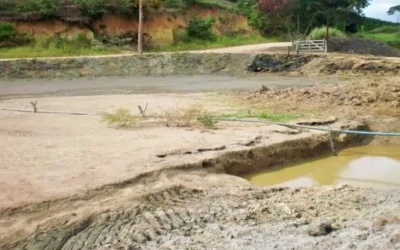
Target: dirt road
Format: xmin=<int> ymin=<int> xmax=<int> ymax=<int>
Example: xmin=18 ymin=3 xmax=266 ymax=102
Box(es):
xmin=0 ymin=42 xmax=292 ymax=61
xmin=0 ymin=75 xmax=341 ymax=99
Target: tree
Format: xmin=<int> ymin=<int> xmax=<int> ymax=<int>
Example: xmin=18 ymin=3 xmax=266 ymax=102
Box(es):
xmin=138 ymin=0 xmax=143 ymax=55
xmin=257 ymin=0 xmax=299 ymax=41
xmin=257 ymin=0 xmax=321 ymax=41
xmin=388 ymin=5 xmax=400 ymax=24
xmin=312 ymin=0 xmax=370 ymax=39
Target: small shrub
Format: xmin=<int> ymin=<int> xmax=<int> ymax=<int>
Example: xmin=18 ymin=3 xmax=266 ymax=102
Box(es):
xmin=173 ymin=28 xmax=189 ymax=43
xmin=162 ymin=0 xmax=194 ymax=10
xmin=308 ymin=26 xmax=347 ymax=40
xmin=0 ymin=0 xmax=16 ymax=12
xmin=197 ymin=111 xmax=216 ymax=128
xmin=101 ymin=108 xmax=139 ymax=128
xmin=186 ymin=16 xmax=216 ymax=40
xmin=73 ymin=0 xmax=108 ymax=19
xmin=16 ymin=0 xmax=56 ymax=17
xmin=112 ymin=0 xmax=138 ymax=17
xmin=0 ymin=22 xmax=17 ymax=42
xmin=164 ymin=105 xmax=202 ymax=127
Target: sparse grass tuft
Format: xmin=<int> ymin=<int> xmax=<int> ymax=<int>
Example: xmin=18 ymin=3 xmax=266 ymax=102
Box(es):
xmin=216 ymin=110 xmax=299 ymax=122
xmin=257 ymin=111 xmax=298 ymax=122
xmin=101 ymin=108 xmax=139 ymax=128
xmin=164 ymin=105 xmax=202 ymax=127
xmin=197 ymin=110 xmax=216 ymax=128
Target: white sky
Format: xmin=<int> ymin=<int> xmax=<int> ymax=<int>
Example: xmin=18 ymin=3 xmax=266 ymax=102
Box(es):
xmin=364 ymin=0 xmax=399 ymax=22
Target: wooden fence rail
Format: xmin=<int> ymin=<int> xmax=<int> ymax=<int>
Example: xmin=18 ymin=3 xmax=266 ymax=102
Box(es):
xmin=293 ymin=39 xmax=327 ymax=54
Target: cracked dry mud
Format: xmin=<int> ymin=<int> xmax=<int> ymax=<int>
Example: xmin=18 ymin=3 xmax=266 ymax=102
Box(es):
xmin=9 ymin=185 xmax=400 ymax=250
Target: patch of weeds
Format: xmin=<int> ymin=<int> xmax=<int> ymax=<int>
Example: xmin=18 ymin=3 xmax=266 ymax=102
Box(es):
xmin=197 ymin=110 xmax=216 ymax=128
xmin=215 ymin=110 xmax=299 ymax=122
xmin=101 ymin=108 xmax=139 ymax=128
xmin=164 ymin=105 xmax=202 ymax=127
xmin=257 ymin=111 xmax=298 ymax=122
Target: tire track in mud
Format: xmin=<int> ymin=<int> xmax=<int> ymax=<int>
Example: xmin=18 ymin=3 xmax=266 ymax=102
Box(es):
xmin=5 ymin=185 xmax=400 ymax=250
xmin=13 ymin=186 xmax=204 ymax=250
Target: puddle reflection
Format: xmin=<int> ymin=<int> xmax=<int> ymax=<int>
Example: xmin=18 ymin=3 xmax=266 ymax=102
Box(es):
xmin=248 ymin=145 xmax=400 ymax=189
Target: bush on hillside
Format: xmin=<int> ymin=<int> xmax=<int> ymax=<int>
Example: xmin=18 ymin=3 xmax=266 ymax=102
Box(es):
xmin=162 ymin=0 xmax=195 ymax=10
xmin=73 ymin=0 xmax=108 ymax=19
xmin=0 ymin=22 xmax=17 ymax=42
xmin=186 ymin=16 xmax=216 ymax=40
xmin=308 ymin=27 xmax=347 ymax=40
xmin=16 ymin=0 xmax=56 ymax=17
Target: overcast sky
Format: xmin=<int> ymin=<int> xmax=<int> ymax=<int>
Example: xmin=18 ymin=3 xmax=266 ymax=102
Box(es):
xmin=364 ymin=0 xmax=398 ymax=22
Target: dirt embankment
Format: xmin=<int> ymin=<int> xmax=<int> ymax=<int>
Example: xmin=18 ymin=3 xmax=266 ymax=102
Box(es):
xmin=327 ymin=38 xmax=400 ymax=57
xmin=243 ymin=76 xmax=400 ymax=118
xmin=1 ymin=4 xmax=252 ymax=47
xmin=0 ymin=53 xmax=399 ymax=79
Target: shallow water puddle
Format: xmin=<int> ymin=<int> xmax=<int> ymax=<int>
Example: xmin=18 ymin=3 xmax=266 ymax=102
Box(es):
xmin=248 ymin=145 xmax=400 ymax=189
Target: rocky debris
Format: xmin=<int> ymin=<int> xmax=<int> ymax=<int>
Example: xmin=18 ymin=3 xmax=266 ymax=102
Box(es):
xmin=308 ymin=222 xmax=334 ymax=237
xmin=1 ymin=53 xmax=399 ymax=79
xmin=156 ymin=145 xmax=227 ymax=158
xmin=296 ymin=116 xmax=337 ymax=126
xmin=237 ymin=136 xmax=263 ymax=146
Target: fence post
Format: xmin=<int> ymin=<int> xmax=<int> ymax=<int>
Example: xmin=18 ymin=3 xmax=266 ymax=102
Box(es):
xmin=324 ymin=39 xmax=328 ymax=53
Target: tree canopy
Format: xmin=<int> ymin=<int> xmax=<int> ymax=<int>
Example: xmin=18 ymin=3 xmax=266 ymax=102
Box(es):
xmin=255 ymin=0 xmax=370 ymax=40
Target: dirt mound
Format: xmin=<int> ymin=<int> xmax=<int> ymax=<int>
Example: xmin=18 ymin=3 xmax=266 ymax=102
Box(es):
xmin=248 ymin=54 xmax=400 ymax=76
xmin=244 ymin=76 xmax=400 ymax=118
xmin=4 ymin=185 xmax=400 ymax=250
xmin=328 ymin=37 xmax=400 ymax=57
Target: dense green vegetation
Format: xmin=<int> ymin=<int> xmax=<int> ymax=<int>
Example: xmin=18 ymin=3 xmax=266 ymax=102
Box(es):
xmin=308 ymin=27 xmax=347 ymax=40
xmin=0 ymin=22 xmax=17 ymax=42
xmin=0 ymin=34 xmax=120 ymax=58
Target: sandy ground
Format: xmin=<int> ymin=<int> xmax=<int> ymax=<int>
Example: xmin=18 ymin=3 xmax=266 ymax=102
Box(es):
xmin=0 ymin=92 xmax=333 ymax=208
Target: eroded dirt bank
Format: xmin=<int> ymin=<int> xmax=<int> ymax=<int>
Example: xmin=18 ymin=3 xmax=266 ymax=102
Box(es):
xmin=0 ymin=53 xmax=399 ymax=79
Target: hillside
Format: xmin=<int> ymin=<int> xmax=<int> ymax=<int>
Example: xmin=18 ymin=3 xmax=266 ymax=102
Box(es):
xmin=0 ymin=0 xmax=254 ymax=48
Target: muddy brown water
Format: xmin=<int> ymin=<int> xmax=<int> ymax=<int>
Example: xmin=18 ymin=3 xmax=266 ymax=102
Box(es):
xmin=248 ymin=145 xmax=400 ymax=189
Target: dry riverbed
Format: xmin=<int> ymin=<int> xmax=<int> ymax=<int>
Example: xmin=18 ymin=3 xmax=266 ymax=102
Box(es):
xmin=0 ymin=75 xmax=399 ymax=249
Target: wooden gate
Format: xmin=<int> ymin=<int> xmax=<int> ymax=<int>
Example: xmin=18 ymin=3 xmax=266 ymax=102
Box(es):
xmin=293 ymin=39 xmax=327 ymax=54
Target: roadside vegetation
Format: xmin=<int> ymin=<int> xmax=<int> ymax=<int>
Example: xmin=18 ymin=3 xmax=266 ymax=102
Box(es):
xmin=101 ymin=105 xmax=298 ymax=129
xmin=0 ymin=0 xmax=399 ymax=57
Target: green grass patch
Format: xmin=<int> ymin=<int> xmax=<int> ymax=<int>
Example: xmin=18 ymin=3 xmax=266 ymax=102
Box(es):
xmin=368 ymin=25 xmax=400 ymax=34
xmin=360 ymin=33 xmax=400 ymax=49
xmin=153 ymin=35 xmax=284 ymax=52
xmin=0 ymin=35 xmax=121 ymax=59
xmin=0 ymin=46 xmax=119 ymax=58
xmin=215 ymin=110 xmax=300 ymax=122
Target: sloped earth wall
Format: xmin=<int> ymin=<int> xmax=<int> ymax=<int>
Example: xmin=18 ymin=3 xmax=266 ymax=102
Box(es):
xmin=0 ymin=53 xmax=399 ymax=79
